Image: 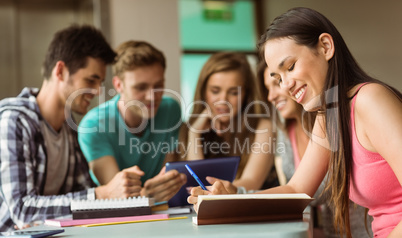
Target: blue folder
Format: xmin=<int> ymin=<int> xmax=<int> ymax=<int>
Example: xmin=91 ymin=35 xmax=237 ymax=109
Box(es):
xmin=165 ymin=156 xmax=240 ymax=207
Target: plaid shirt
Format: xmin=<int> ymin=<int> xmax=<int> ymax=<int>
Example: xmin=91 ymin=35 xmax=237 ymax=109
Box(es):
xmin=0 ymin=88 xmax=96 ymax=231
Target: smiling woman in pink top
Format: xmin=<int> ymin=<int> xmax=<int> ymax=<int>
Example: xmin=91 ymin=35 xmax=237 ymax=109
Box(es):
xmin=188 ymin=7 xmax=402 ymax=238
xmin=261 ymin=60 xmax=372 ymax=237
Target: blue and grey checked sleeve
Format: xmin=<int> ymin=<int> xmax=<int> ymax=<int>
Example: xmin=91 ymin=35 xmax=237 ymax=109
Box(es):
xmin=0 ymin=106 xmax=95 ymax=231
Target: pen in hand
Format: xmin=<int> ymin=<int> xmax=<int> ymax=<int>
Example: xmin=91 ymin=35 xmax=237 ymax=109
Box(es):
xmin=185 ymin=164 xmax=208 ymax=191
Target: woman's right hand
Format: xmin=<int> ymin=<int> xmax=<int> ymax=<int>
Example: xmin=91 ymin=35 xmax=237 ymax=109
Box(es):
xmin=189 ymin=108 xmax=212 ymax=133
xmin=187 ymin=179 xmax=232 ymax=213
xmin=206 ymin=176 xmax=237 ymax=194
xmin=189 ymin=108 xmax=227 ymax=136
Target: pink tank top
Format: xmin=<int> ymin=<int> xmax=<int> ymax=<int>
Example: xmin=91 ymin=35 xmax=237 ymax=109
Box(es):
xmin=349 ymin=83 xmax=402 ymax=237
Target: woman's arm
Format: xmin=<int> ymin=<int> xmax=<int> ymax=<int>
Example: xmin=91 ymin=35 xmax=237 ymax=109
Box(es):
xmin=188 ymin=115 xmax=331 ymax=207
xmin=252 ymin=114 xmax=330 ymax=196
xmin=185 ymin=109 xmax=212 ymax=161
xmin=355 ymin=84 xmax=402 ymax=184
xmin=355 ymin=84 xmax=402 ymax=236
xmin=233 ymin=118 xmax=274 ymax=190
xmin=186 ymin=131 xmax=205 ymax=160
xmin=285 ymin=114 xmax=330 ymax=197
xmin=388 ymin=222 xmax=402 ymax=238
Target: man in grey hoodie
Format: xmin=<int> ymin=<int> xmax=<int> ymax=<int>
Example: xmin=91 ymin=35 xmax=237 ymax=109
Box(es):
xmin=0 ymin=25 xmax=144 ymax=231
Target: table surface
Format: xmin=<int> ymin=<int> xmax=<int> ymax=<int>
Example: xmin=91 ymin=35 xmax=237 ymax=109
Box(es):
xmin=27 ymin=212 xmax=312 ymax=238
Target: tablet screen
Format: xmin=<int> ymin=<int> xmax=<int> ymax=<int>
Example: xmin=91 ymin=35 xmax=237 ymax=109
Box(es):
xmin=165 ymin=156 xmax=240 ymax=207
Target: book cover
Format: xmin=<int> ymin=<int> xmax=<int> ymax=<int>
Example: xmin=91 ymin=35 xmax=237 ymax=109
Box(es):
xmin=153 ymin=206 xmax=192 ymax=215
xmin=45 ymin=214 xmax=168 ymax=227
xmin=193 ymin=193 xmax=313 ymax=225
xmin=151 ymin=201 xmax=169 ymax=212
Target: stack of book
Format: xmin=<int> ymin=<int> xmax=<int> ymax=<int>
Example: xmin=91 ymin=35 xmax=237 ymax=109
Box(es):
xmin=70 ymin=196 xmax=155 ymax=219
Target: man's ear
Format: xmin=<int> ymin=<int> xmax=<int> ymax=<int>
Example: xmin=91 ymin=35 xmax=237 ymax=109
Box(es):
xmin=318 ymin=33 xmax=335 ymax=61
xmin=53 ymin=61 xmax=69 ymax=82
xmin=112 ymin=76 xmax=124 ymax=93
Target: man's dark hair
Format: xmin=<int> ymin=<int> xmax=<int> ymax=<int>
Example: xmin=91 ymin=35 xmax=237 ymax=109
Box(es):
xmin=42 ymin=24 xmax=116 ymax=79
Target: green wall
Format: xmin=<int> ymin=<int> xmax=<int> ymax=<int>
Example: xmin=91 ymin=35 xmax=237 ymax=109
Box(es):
xmin=179 ymin=0 xmax=257 ymax=120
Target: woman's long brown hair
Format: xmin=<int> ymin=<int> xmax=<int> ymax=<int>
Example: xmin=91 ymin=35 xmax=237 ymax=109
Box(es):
xmin=177 ymin=52 xmax=269 ymax=177
xmin=258 ymin=7 xmax=401 ymax=237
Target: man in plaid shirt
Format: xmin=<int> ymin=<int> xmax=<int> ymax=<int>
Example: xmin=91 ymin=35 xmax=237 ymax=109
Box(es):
xmin=0 ymin=25 xmax=144 ymax=231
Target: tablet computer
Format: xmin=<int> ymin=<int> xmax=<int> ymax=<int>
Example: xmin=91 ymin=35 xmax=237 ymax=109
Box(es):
xmin=165 ymin=156 xmax=240 ymax=207
xmin=0 ymin=229 xmax=64 ymax=238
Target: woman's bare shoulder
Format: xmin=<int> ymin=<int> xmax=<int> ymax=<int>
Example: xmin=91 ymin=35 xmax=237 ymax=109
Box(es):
xmin=354 ymin=83 xmax=401 ymax=113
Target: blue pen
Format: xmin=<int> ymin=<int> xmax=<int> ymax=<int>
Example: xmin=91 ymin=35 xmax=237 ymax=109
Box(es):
xmin=185 ymin=164 xmax=208 ymax=190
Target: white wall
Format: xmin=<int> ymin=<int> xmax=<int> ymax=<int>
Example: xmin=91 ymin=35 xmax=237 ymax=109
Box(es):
xmin=0 ymin=0 xmax=401 ymax=99
xmin=107 ymin=0 xmax=181 ymax=95
xmin=263 ymin=0 xmax=402 ymax=91
xmin=0 ymin=0 xmax=94 ymax=99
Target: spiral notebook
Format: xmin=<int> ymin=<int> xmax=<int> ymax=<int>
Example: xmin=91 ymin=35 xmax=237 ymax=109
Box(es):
xmin=70 ymin=196 xmax=155 ymax=220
